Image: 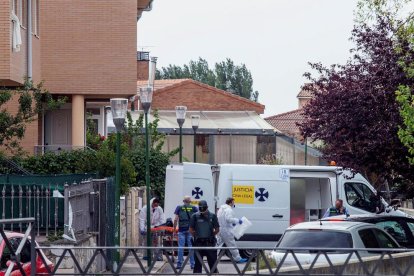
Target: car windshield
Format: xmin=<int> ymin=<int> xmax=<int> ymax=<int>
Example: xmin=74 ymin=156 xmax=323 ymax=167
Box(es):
xmin=277 ymin=230 xmax=353 ymax=248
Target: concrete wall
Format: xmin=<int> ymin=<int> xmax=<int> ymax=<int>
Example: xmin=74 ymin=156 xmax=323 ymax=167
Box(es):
xmin=121 ymin=187 xmax=146 ymax=247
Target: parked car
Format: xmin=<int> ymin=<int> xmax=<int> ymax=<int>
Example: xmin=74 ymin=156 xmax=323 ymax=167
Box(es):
xmin=0 ymin=231 xmax=54 ymax=275
xmin=271 ymin=221 xmax=400 ymax=267
xmin=322 ymin=214 xmax=414 ymax=248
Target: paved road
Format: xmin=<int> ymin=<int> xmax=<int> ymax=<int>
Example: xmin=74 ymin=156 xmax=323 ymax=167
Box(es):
xmin=159 ymin=255 xmax=253 ymax=275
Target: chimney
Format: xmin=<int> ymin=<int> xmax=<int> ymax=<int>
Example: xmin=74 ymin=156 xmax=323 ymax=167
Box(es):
xmin=137 ymin=51 xmax=150 ymax=80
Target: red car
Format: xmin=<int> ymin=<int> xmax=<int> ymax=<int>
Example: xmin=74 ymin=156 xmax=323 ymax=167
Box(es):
xmin=0 ymin=232 xmax=54 ymax=275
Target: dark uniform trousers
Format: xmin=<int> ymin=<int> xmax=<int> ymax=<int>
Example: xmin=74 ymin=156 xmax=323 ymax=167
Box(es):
xmin=193 ymin=238 xmax=218 ymax=274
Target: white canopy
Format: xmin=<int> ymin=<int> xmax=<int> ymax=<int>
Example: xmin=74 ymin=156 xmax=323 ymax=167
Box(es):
xmin=128 ymin=110 xmax=279 ymax=136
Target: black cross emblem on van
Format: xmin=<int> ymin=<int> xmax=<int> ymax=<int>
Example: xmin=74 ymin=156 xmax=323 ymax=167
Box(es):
xmin=255 ymin=188 xmax=269 ymax=202
xmin=192 ymin=187 xmax=203 ymax=199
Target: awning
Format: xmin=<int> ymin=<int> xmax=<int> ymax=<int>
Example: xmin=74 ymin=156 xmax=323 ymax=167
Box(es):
xmin=127 ymin=110 xmax=279 ymax=136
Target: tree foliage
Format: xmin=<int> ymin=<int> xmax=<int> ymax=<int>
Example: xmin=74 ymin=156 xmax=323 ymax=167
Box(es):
xmin=394 ymin=4 xmax=414 ymax=165
xmin=126 ymin=111 xmax=179 ymax=200
xmin=300 ymin=16 xmax=414 ymax=187
xmin=0 ymin=80 xmax=66 ymax=154
xmin=156 ymin=57 xmax=259 ymax=102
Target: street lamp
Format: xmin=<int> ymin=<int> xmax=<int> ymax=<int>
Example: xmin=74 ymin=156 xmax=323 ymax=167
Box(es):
xmin=140 ymin=86 xmax=153 ymax=266
xmin=110 ymin=98 xmax=128 ymax=261
xmin=175 ymin=106 xmax=187 ymax=163
xmin=191 ymin=115 xmax=200 ymax=162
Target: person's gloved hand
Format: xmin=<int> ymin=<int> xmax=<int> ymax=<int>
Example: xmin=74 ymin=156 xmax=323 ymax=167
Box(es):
xmin=239 ymin=219 xmax=243 ymax=225
xmin=140 ymin=230 xmax=146 ymax=236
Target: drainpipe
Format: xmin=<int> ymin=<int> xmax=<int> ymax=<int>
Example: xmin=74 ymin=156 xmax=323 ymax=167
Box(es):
xmin=27 ymin=0 xmax=32 ymax=80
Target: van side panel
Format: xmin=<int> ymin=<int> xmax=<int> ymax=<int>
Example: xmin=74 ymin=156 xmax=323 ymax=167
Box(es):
xmin=217 ymin=164 xmax=290 ymax=246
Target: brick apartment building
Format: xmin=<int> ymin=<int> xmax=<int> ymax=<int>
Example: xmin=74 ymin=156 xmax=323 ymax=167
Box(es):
xmin=1 ymin=0 xmax=154 ymax=154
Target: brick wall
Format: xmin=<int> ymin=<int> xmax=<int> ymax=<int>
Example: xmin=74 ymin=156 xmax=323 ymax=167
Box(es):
xmin=0 ymin=0 xmax=41 ymax=86
xmin=137 ymin=60 xmax=149 ymax=81
xmin=0 ymin=0 xmax=11 ymax=84
xmin=1 ymin=92 xmax=39 ymax=155
xmin=40 ymin=0 xmax=137 ymax=97
xmin=152 ymin=82 xmax=265 ymax=114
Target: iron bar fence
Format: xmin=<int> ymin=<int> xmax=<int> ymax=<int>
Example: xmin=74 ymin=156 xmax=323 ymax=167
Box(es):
xmin=0 ymin=175 xmax=100 ymax=237
xmin=0 ymin=215 xmax=412 ymax=276
xmin=32 ymin=245 xmax=414 ymax=276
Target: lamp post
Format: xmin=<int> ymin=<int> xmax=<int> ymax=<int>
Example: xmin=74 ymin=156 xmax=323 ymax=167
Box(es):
xmin=140 ymin=86 xmax=153 ymax=266
xmin=191 ymin=115 xmax=200 ymax=162
xmin=175 ymin=106 xmax=187 ymax=163
xmin=110 ymin=98 xmax=128 ymax=263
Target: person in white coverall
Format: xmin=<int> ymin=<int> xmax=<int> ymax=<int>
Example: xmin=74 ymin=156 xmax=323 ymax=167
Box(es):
xmin=139 ymin=197 xmax=166 ymax=261
xmin=217 ymin=197 xmax=248 ymax=263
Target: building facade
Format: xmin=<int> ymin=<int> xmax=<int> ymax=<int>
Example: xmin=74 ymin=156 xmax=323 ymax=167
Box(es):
xmin=1 ymin=0 xmax=154 ymax=154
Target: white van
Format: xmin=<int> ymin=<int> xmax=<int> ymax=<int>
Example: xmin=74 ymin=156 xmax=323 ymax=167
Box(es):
xmin=164 ymin=163 xmax=406 ymax=258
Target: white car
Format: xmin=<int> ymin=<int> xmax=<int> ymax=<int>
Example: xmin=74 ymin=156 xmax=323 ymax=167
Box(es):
xmin=271 ymin=221 xmax=400 ymax=267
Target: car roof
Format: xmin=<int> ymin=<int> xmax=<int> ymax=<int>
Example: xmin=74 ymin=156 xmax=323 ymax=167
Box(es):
xmin=322 ymin=214 xmax=414 ymax=222
xmin=287 ymin=220 xmax=369 ymax=231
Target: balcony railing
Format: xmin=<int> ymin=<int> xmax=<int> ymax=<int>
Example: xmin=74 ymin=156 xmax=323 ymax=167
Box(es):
xmin=137 ymin=51 xmax=150 ymax=61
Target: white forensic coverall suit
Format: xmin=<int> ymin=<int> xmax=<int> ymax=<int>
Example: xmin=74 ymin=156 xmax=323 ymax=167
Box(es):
xmin=217 ymin=204 xmax=243 ymax=261
xmin=139 ymin=198 xmax=166 ymax=259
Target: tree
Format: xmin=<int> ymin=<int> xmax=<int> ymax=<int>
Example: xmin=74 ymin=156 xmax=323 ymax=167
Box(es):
xmin=125 ymin=111 xmax=179 ymax=200
xmin=394 ymin=7 xmax=414 ymax=165
xmin=299 ymin=17 xmax=414 ymax=188
xmin=0 ymin=80 xmax=65 ymax=155
xmin=156 ymin=57 xmax=259 ymax=102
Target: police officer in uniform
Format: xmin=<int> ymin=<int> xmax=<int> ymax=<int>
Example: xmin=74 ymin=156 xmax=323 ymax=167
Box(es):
xmin=189 ymin=200 xmax=220 ymax=274
xmin=173 ymin=196 xmax=198 ymax=270
xmin=323 ymin=198 xmax=350 ymax=218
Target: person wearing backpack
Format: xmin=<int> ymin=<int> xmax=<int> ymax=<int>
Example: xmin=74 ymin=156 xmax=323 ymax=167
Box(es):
xmin=173 ymin=196 xmax=198 ymax=270
xmin=189 ymin=200 xmax=220 ymax=274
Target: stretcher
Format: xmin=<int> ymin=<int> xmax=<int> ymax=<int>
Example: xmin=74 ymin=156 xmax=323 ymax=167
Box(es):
xmin=151 ymin=226 xmax=178 ymax=261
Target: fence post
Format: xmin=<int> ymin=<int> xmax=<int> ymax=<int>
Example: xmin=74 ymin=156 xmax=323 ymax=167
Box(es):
xmin=30 ymin=220 xmax=36 ymax=276
xmin=64 ymin=183 xmax=69 ymax=236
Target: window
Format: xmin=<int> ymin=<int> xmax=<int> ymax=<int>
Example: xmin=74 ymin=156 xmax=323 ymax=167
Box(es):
xmin=278 ymin=230 xmax=353 ymax=249
xmin=375 ymin=220 xmax=408 ymax=245
xmin=359 ymin=229 xmax=379 ymax=248
xmin=359 ymin=228 xmax=399 ymax=249
xmin=21 ymin=0 xmax=26 ymax=27
xmin=32 ymin=0 xmax=39 ymax=35
xmin=345 ymin=182 xmax=377 ymax=212
xmin=373 ymin=229 xmax=399 ymax=248
xmin=406 ymin=221 xmax=414 ymax=234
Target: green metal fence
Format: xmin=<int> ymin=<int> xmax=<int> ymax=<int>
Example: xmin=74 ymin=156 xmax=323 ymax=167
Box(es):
xmin=0 ymin=173 xmax=96 ymax=234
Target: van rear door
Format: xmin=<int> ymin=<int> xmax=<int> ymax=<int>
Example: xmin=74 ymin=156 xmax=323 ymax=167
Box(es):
xmin=164 ymin=163 xmax=214 ymax=218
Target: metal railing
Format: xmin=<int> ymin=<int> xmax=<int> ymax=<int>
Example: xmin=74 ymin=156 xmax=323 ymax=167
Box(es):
xmin=0 ymin=218 xmax=36 ymax=276
xmin=0 ymin=177 xmax=101 ymax=237
xmin=0 ymin=183 xmax=63 ymax=235
xmin=33 ymin=245 xmax=414 ymax=275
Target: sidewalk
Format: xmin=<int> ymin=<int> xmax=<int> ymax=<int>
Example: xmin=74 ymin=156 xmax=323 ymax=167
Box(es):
xmin=120 ymin=256 xmax=166 ymax=274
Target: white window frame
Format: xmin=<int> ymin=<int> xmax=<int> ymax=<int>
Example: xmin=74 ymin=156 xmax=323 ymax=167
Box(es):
xmin=32 ymin=0 xmax=37 ymax=35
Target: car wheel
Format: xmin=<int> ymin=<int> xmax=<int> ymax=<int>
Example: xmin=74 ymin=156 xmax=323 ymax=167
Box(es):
xmin=240 ymin=249 xmax=257 ymax=260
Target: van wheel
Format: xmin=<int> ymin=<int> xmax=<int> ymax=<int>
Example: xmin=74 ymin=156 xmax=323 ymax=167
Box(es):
xmin=240 ymin=249 xmax=257 ymax=260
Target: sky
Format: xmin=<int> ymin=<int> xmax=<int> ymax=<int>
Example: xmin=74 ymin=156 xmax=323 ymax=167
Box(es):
xmin=138 ymin=0 xmax=359 ymax=117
